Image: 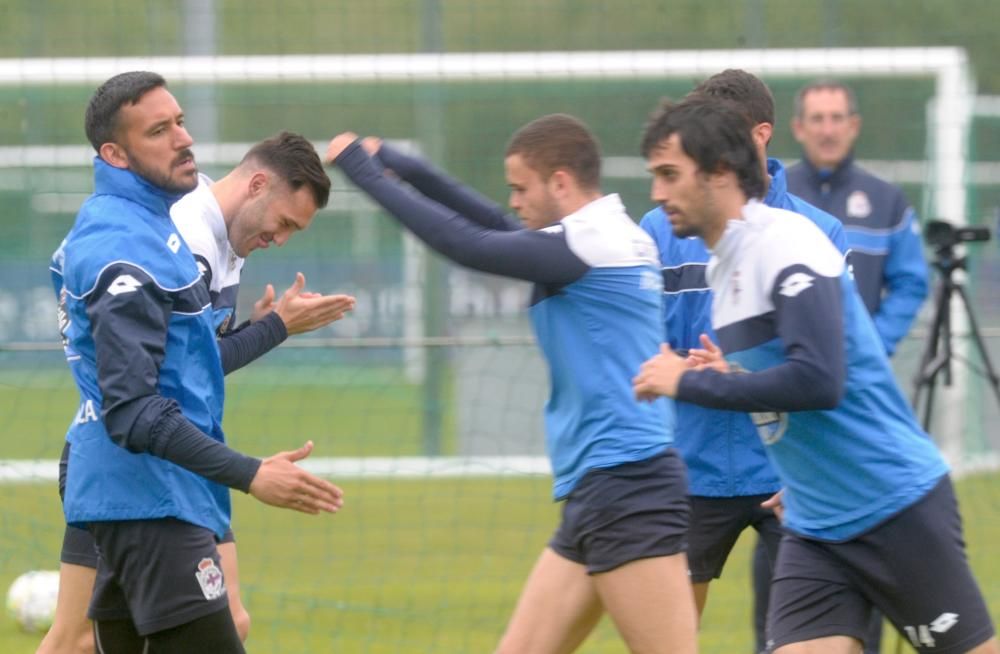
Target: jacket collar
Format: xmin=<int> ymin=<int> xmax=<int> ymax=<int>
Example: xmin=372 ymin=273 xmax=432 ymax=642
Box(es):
xmin=797 ymin=151 xmax=856 ymax=186
xmin=764 ymin=157 xmax=788 ymax=205
xmin=92 ymin=157 xmax=186 ymax=217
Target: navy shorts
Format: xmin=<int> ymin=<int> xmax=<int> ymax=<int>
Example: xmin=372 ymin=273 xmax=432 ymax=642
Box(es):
xmin=89 ymin=518 xmax=232 ymax=636
xmin=549 ymin=449 xmax=690 ymax=574
xmin=687 ymin=494 xmax=782 ymax=583
xmin=768 ymin=475 xmax=995 ymax=653
xmin=60 ymin=524 xmax=235 ymax=569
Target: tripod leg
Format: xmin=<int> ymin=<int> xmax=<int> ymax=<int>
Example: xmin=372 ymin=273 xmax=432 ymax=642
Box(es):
xmin=953 ymin=284 xmax=1000 ymax=409
xmin=912 ymin=279 xmax=951 ymax=426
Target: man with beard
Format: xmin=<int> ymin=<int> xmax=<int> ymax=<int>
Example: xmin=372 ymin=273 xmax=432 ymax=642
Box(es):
xmin=50 ymin=72 xmax=344 ymax=653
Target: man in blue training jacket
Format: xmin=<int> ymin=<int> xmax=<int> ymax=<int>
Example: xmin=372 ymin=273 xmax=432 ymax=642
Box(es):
xmin=52 ymin=71 xmax=343 ymax=653
xmin=634 ymin=95 xmax=997 ymax=654
xmin=787 ymin=78 xmax=929 ymax=357
xmin=637 ymin=68 xmax=853 ymax=652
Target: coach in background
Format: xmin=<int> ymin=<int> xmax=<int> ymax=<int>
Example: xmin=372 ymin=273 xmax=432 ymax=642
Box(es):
xmin=787 ymin=79 xmax=929 ymax=357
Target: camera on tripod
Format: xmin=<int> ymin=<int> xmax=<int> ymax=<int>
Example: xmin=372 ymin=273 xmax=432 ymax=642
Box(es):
xmin=924 ymin=219 xmax=991 ymax=252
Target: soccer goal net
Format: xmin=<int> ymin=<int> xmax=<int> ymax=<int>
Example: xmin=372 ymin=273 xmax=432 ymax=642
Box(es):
xmin=1 ymin=48 xmax=997 ymax=653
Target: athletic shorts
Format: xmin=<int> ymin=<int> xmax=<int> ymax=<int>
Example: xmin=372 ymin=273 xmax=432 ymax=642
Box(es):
xmin=60 ymin=524 xmax=235 ymax=569
xmin=88 ymin=518 xmax=233 ymax=636
xmin=549 ymin=449 xmax=689 ymax=574
xmin=768 ymin=475 xmax=995 ymax=654
xmin=687 ymin=494 xmax=782 ymax=583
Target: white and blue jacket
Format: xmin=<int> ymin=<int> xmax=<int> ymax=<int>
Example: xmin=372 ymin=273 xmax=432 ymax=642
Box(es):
xmin=336 ymin=141 xmax=674 ymax=500
xmin=639 ymin=159 xmax=848 ymax=497
xmin=787 ymin=155 xmax=929 ymax=355
xmin=676 ymin=201 xmax=947 ymax=541
xmin=51 ymin=159 xmax=259 ymax=538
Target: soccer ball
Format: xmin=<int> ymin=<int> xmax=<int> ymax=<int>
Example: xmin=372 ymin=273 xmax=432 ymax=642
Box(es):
xmin=6 ymin=570 xmax=59 ymax=633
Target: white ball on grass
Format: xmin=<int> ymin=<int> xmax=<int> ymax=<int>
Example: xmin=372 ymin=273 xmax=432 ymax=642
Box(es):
xmin=6 ymin=570 xmax=60 ymax=633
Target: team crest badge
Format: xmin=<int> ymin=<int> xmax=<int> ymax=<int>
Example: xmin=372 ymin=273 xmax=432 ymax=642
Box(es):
xmin=195 ymin=557 xmax=226 ymax=600
xmin=846 ymin=190 xmax=872 ymax=219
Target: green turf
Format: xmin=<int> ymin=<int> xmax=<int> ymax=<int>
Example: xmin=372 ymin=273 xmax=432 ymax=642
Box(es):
xmin=1 ymin=472 xmax=998 ymax=653
xmin=0 ymin=363 xmax=455 ymax=459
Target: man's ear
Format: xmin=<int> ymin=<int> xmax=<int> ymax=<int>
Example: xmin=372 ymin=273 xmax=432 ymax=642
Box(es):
xmin=98 ymin=142 xmax=129 ymax=169
xmin=247 ymin=170 xmax=269 ymax=198
xmin=752 ymin=122 xmax=773 ymax=149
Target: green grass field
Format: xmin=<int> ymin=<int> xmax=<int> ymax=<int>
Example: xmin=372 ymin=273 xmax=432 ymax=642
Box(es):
xmin=1 ymin=473 xmax=999 ymax=653
xmin=2 ymin=358 xmax=999 ymax=652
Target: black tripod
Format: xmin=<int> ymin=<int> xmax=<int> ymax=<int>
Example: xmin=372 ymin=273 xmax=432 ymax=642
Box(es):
xmin=911 ymin=246 xmax=1000 ymax=431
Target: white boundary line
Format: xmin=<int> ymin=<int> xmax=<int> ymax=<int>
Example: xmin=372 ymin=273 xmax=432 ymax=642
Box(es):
xmin=0 ymin=457 xmax=553 ymax=483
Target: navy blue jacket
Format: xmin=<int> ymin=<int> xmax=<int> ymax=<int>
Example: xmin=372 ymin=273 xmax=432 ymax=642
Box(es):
xmin=787 ymin=155 xmax=929 ymax=355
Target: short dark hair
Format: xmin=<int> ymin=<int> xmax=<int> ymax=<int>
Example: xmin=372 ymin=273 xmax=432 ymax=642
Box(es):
xmin=794 ymin=79 xmax=859 ymax=118
xmin=641 ymin=96 xmax=766 ymax=201
xmin=693 ymin=68 xmax=775 ymax=126
xmin=85 ymin=71 xmax=167 ymax=152
xmin=505 ymin=114 xmax=601 ymax=190
xmin=240 ymin=131 xmax=331 ymax=209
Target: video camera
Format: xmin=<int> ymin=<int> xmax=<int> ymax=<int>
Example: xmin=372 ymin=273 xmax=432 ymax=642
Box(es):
xmin=924 ymin=219 xmax=991 ymax=251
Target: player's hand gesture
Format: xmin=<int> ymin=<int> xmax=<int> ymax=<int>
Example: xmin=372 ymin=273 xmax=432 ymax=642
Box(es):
xmin=633 ymin=343 xmax=688 ymax=401
xmin=248 ymin=440 xmax=344 ymax=515
xmin=761 ymin=490 xmax=784 ymax=523
xmin=686 ymin=334 xmax=729 ymax=372
xmin=361 ymin=137 xmax=383 ymax=156
xmin=271 ymin=272 xmax=355 ymax=335
xmin=324 ymin=132 xmax=359 ymax=165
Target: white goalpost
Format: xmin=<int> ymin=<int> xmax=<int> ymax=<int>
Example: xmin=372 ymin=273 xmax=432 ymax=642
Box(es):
xmin=0 ymin=47 xmax=981 ymax=472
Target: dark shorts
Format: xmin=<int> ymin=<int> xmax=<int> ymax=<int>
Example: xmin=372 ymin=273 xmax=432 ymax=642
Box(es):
xmin=768 ymin=475 xmax=995 ymax=654
xmin=549 ymin=449 xmax=690 ymax=574
xmin=60 ymin=524 xmax=235 ymax=569
xmin=89 ymin=518 xmax=232 ymax=636
xmin=687 ymin=494 xmax=782 ymax=583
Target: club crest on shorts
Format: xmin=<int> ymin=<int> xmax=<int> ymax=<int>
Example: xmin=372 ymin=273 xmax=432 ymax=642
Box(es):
xmin=195 ymin=557 xmax=226 ymax=600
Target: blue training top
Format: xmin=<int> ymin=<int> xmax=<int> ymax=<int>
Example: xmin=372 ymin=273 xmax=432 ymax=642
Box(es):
xmin=639 ymin=158 xmax=848 ymax=497
xmin=336 ymin=141 xmax=673 ymax=499
xmin=51 ymin=159 xmax=249 ymax=538
xmin=676 ymin=201 xmax=948 ymax=541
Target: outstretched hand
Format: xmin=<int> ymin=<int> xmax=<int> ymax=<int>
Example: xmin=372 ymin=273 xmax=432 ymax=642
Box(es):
xmin=633 ymin=343 xmax=689 ymax=401
xmin=324 ymin=132 xmax=360 ymax=165
xmin=248 ymin=440 xmax=344 ymax=515
xmin=255 ymin=272 xmax=356 ymax=335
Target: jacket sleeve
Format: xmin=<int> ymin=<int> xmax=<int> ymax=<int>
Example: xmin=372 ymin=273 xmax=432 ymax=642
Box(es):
xmin=873 ymin=207 xmax=929 ymax=355
xmin=218 ymin=312 xmax=288 ymax=374
xmin=376 ymin=144 xmax=522 ymax=232
xmin=86 ymin=262 xmax=261 ymax=491
xmin=676 ymin=264 xmax=846 ymax=412
xmin=335 ymin=140 xmax=591 ymax=286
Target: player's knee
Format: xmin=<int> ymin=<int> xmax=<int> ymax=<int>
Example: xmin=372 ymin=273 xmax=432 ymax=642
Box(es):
xmin=232 ymin=606 xmax=251 ymax=643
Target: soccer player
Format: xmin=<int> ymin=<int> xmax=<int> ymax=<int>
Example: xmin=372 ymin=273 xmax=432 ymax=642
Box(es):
xmin=49 ymin=71 xmax=344 ymax=653
xmin=633 ymin=96 xmax=998 ymax=654
xmin=637 ymin=69 xmax=849 ymax=641
xmin=41 ymin=130 xmax=356 ymax=654
xmin=787 ymin=78 xmax=929 ymax=357
xmin=326 ymin=115 xmax=697 ymax=654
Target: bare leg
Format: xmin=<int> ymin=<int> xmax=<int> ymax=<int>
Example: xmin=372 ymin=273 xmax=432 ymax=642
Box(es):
xmin=692 ymin=581 xmax=709 ymax=622
xmin=217 ymin=542 xmax=250 ymax=643
xmin=593 ymin=552 xmax=698 ymax=654
xmin=36 ymin=563 xmax=96 ymax=654
xmin=965 ymin=637 xmax=1000 ymax=653
xmin=494 ymin=548 xmax=604 ymax=654
xmin=775 ymin=636 xmax=863 ymax=654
